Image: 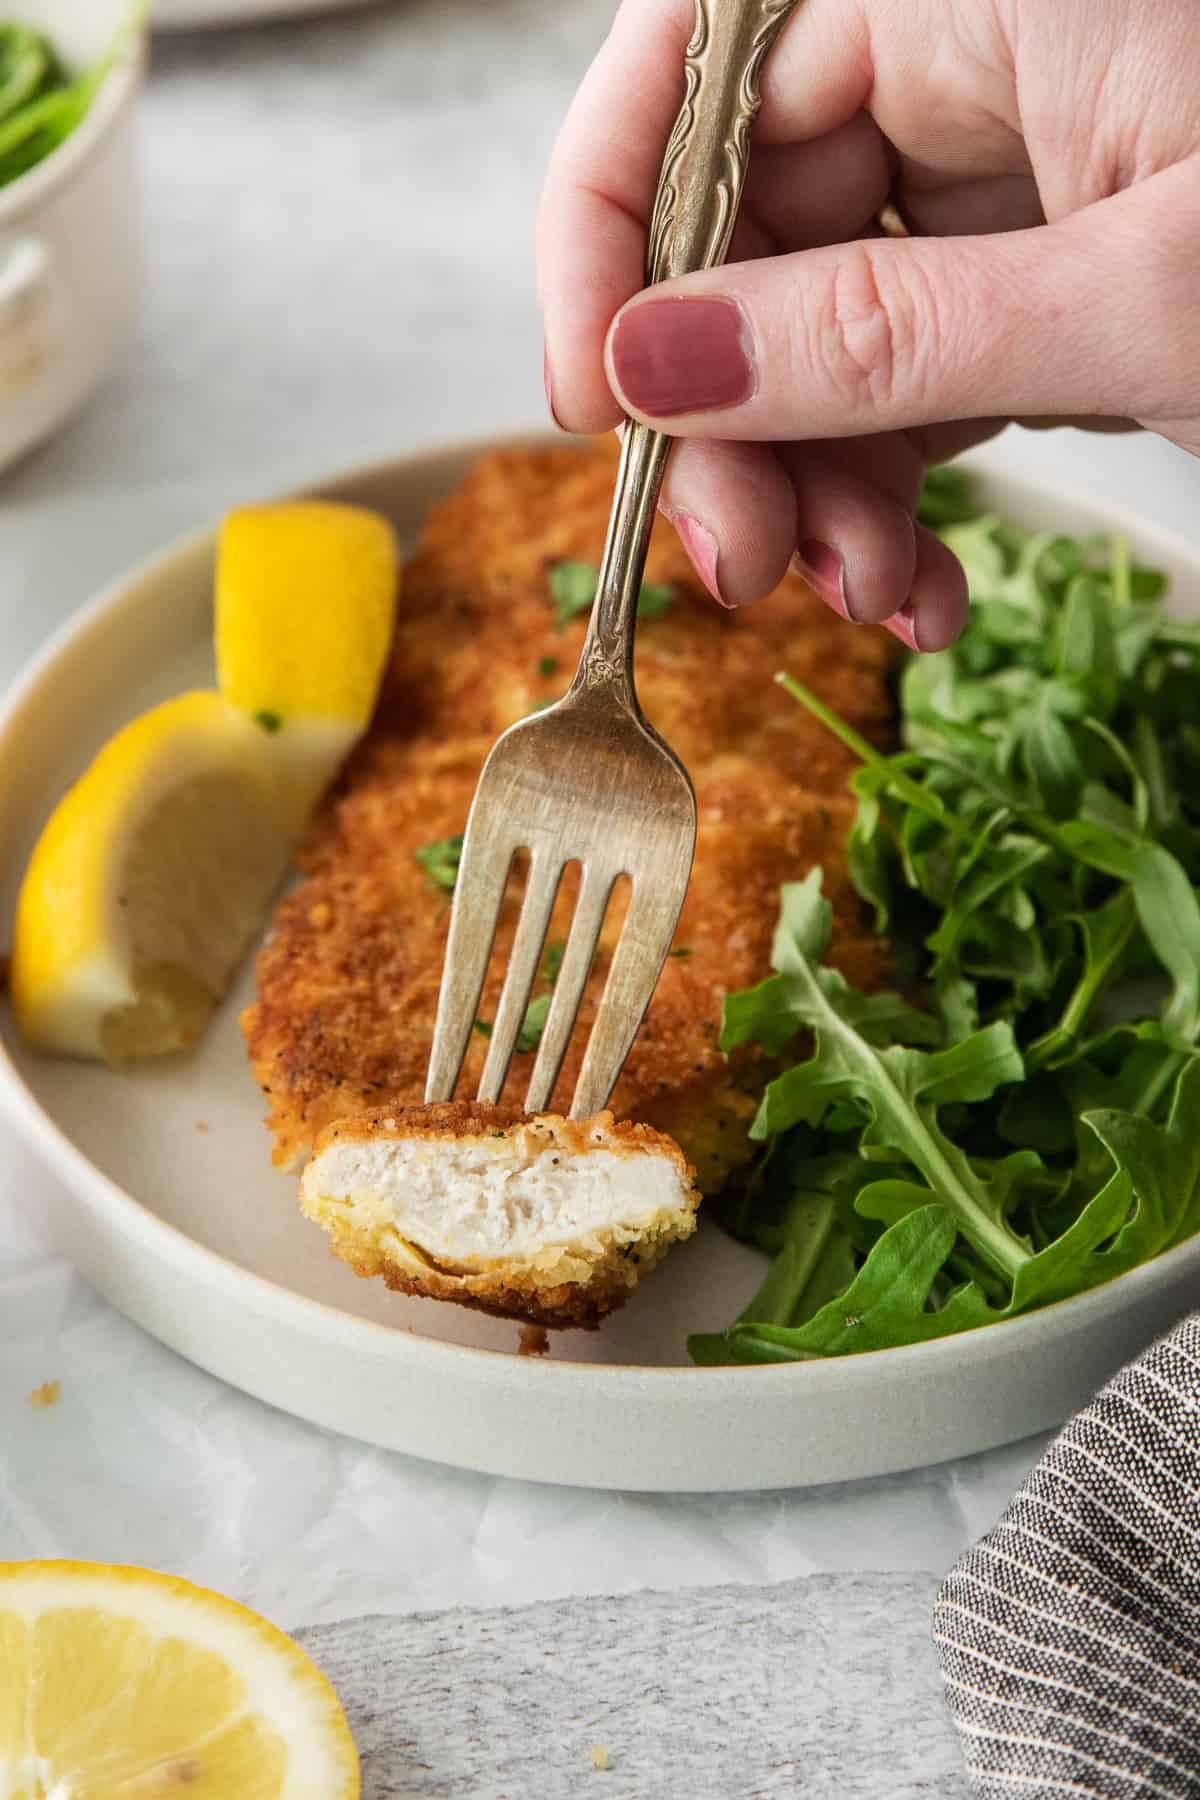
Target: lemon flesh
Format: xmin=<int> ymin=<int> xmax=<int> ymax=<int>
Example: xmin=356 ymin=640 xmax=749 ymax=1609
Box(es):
xmin=12 ymin=694 xmax=297 ymax=1060
xmin=0 ymin=1561 xmax=358 ymax=1799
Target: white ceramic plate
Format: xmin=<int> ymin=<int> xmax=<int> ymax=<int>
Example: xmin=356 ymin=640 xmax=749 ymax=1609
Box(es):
xmin=3 ymin=435 xmax=1200 ymax=1493
xmin=153 ymin=0 xmax=379 ymax=28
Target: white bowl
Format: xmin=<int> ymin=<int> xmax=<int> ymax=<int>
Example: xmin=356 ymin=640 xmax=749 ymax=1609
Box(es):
xmin=153 ymin=0 xmax=379 ymax=25
xmin=0 ymin=0 xmax=145 ymax=474
xmin=2 ymin=435 xmax=1199 ymax=1493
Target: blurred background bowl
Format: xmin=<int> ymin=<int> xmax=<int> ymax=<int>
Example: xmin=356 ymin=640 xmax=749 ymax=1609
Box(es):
xmin=153 ymin=0 xmax=381 ymax=29
xmin=0 ymin=0 xmax=145 ymax=474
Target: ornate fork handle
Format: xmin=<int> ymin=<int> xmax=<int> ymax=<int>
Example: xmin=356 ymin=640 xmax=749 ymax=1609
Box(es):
xmin=575 ymin=0 xmax=799 ymax=701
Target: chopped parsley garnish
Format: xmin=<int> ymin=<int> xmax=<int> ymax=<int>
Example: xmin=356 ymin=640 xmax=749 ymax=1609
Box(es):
xmin=517 ymin=994 xmax=552 ymax=1054
xmin=636 ymin=581 xmax=675 ymax=619
xmin=538 ymin=655 xmax=560 ymax=679
xmin=668 ymin=946 xmax=694 ymax=959
xmin=415 ymin=833 xmax=463 ymax=893
xmin=474 ymin=941 xmax=566 ymax=1054
xmin=254 ymin=710 xmax=283 ymax=734
xmin=547 ymin=561 xmax=675 ymax=630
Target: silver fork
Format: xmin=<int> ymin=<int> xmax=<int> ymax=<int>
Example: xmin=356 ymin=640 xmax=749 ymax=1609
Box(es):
xmin=425 ymin=0 xmax=799 ymax=1121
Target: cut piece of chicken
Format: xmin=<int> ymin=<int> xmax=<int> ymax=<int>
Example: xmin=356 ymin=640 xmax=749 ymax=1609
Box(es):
xmin=300 ymin=1103 xmax=700 ymax=1328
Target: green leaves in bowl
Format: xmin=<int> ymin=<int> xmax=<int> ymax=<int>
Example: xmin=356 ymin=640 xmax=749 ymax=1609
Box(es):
xmin=694 ymin=468 xmax=1200 ymax=1365
xmin=0 ymin=13 xmax=138 ymax=191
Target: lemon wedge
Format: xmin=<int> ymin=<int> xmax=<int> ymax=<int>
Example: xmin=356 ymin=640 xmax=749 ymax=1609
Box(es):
xmin=0 ymin=1560 xmax=359 ymax=1798
xmin=216 ymin=500 xmax=396 ymax=817
xmin=10 ymin=499 xmax=396 ymax=1060
xmin=12 ymin=693 xmax=295 ymax=1060
xmin=217 ymin=499 xmax=396 ymax=724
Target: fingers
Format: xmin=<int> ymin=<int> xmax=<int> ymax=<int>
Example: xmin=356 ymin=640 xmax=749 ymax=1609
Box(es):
xmin=882 ymin=525 xmax=971 ymax=653
xmin=603 ymin=159 xmax=1200 ymax=441
xmin=785 ymin=448 xmax=916 ymax=626
xmin=538 ymin=0 xmax=888 ymax=435
xmin=538 ymin=0 xmax=694 ymax=434
xmin=659 ymin=440 xmax=797 ymax=607
xmin=740 ymin=113 xmax=892 ymax=254
xmin=657 ymin=426 xmax=973 ymax=646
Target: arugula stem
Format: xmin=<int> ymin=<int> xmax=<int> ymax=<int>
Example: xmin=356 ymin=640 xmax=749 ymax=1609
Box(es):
xmin=1110 ymin=535 xmax=1131 ymax=610
xmin=791 ymin=955 xmax=1029 ymax=1282
xmin=1026 ymin=896 xmax=1138 ymax=1072
xmin=736 ymin=1190 xmax=835 ymax=1327
xmin=777 ymin=674 xmax=970 ymax=840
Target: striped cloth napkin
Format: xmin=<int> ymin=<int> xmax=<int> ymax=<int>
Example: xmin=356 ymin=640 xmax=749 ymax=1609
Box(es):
xmin=934 ymin=1313 xmax=1200 ymax=1797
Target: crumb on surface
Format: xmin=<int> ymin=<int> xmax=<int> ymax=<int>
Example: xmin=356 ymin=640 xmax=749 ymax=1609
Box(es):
xmin=589 ymin=1745 xmax=610 ymax=1772
xmin=518 ymin=1325 xmax=550 ymax=1358
xmin=28 ymin=1380 xmax=60 ymax=1408
xmin=195 ymin=1121 xmax=209 ymax=1134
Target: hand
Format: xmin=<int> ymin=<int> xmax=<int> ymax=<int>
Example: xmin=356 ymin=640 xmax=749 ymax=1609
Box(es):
xmin=537 ymin=0 xmax=1200 ymax=649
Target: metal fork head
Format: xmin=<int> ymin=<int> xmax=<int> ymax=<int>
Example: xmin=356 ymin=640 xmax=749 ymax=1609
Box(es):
xmin=424 ymin=680 xmax=696 ymax=1120
xmin=426 ymin=0 xmax=796 ymax=1121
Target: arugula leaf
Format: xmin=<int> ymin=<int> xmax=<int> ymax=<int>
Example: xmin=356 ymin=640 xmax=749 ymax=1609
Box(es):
xmin=692 ymin=1207 xmax=991 ymax=1363
xmin=414 ymin=833 xmax=463 ymax=893
xmin=547 ymin=561 xmax=675 ymax=629
xmin=697 ymin=464 xmax=1200 ymax=1366
xmin=1131 ymin=843 xmax=1200 ymax=1041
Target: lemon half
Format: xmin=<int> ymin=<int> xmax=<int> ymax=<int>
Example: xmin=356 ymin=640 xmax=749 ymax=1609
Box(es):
xmin=10 ymin=501 xmax=396 ymax=1060
xmin=0 ymin=1560 xmax=359 ymax=1798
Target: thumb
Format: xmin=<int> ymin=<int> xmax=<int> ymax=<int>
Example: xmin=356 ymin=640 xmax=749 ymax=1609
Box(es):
xmin=603 ymin=157 xmax=1199 ymax=442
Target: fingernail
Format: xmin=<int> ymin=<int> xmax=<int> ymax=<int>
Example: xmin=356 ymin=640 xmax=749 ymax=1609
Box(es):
xmin=669 ymin=509 xmax=731 ymax=607
xmin=793 ymin=540 xmax=858 ymax=622
xmin=883 ymin=601 xmax=923 ymax=652
xmin=543 ymin=344 xmax=563 ymax=430
xmin=610 ymin=297 xmax=753 ymax=418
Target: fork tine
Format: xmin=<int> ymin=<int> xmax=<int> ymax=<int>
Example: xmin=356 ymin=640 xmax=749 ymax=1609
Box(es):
xmin=476 ymin=852 xmax=563 ymax=1105
xmin=569 ymin=879 xmax=683 ymax=1120
xmin=524 ymin=868 xmax=614 ymax=1116
xmin=424 ymin=832 xmax=514 ymax=1104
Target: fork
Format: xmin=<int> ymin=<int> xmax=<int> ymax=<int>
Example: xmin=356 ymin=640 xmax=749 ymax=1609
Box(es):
xmin=425 ymin=0 xmax=799 ymax=1121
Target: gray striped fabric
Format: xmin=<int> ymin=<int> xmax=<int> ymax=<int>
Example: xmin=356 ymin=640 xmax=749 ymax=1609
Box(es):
xmin=933 ymin=1313 xmax=1200 ymax=1797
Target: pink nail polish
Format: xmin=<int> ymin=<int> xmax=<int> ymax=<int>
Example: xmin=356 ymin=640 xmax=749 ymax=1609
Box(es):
xmin=793 ymin=540 xmax=857 ymax=622
xmin=883 ymin=601 xmax=922 ymax=652
xmin=610 ymin=297 xmax=753 ymax=418
xmin=670 ymin=511 xmax=730 ymax=607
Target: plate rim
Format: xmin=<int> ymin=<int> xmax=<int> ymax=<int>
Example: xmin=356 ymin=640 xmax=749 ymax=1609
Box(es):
xmin=3 ymin=429 xmax=1200 ymax=1400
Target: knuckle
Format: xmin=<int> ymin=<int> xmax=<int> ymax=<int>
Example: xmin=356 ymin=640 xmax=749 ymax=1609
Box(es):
xmin=813 ymin=242 xmax=936 ymax=418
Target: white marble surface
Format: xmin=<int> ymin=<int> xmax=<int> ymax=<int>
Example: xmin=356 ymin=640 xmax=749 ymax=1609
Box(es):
xmin=2 ymin=0 xmax=1199 ymax=1636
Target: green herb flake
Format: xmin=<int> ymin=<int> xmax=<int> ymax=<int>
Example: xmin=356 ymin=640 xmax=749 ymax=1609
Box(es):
xmin=254 ymin=709 xmax=283 ymax=734
xmin=538 ymin=656 xmax=559 ymax=679
xmin=415 ymin=833 xmax=464 ymax=893
xmin=547 ymin=561 xmax=675 ymax=630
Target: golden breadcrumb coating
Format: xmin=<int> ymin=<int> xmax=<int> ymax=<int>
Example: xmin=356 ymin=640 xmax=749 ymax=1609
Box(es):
xmin=243 ymin=440 xmax=898 ymax=1325
xmin=302 ymin=1102 xmax=699 ymax=1328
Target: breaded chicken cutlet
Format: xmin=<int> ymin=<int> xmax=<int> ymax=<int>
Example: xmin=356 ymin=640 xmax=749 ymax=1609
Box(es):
xmin=302 ymin=1104 xmax=700 ymax=1329
xmin=243 ymin=440 xmax=898 ymax=1328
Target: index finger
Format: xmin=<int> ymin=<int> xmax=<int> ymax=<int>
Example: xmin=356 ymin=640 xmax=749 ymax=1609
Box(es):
xmin=537 ymin=0 xmax=693 ymax=433
xmin=537 ymin=0 xmax=873 ymax=434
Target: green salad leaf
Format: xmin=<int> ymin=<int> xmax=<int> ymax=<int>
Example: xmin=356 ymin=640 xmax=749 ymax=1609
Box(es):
xmin=547 ymin=560 xmax=675 ymax=630
xmin=694 ymin=467 xmax=1200 ymax=1365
